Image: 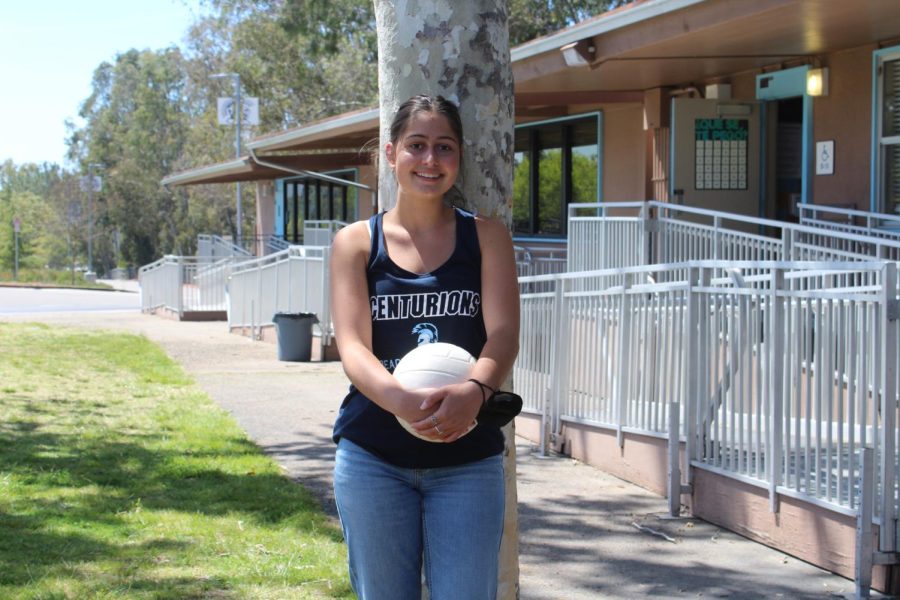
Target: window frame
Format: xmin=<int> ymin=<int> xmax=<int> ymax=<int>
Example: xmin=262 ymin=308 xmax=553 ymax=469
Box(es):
xmin=512 ymin=112 xmax=603 ymax=241
xmin=871 ymin=46 xmax=900 ymax=214
xmin=280 ymin=168 xmax=359 ymax=243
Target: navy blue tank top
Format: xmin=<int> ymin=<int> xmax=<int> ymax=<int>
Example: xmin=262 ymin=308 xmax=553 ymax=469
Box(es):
xmin=332 ymin=207 xmax=504 ymax=468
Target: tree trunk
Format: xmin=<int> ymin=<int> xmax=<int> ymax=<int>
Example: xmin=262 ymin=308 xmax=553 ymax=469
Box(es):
xmin=374 ymin=1 xmax=518 ymax=598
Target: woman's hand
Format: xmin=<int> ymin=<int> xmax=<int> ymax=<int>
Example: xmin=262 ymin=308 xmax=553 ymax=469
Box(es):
xmin=393 ymin=388 xmax=440 ymax=424
xmin=409 ymin=380 xmax=482 ymax=442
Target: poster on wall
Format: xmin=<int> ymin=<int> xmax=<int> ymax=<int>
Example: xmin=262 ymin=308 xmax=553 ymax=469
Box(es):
xmin=694 ymin=118 xmax=748 ymax=190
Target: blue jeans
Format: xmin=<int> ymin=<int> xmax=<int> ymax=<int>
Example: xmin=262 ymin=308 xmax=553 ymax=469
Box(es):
xmin=333 ymin=438 xmax=505 ymax=600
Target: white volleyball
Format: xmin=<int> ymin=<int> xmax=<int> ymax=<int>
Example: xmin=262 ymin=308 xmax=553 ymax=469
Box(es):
xmin=393 ymin=342 xmax=476 ymax=390
xmin=393 ymin=342 xmax=476 ymax=443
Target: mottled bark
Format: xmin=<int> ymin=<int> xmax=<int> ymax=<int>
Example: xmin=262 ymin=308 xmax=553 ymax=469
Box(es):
xmin=374 ymin=0 xmax=515 ymax=220
xmin=375 ymin=2 xmax=519 ymax=598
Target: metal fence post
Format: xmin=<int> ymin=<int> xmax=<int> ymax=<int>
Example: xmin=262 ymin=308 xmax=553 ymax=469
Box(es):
xmin=615 ymin=277 xmax=633 ymax=448
xmin=551 ymin=277 xmax=571 ymax=449
xmin=714 ymin=216 xmax=722 ymax=261
xmin=176 ymin=257 xmax=184 ymax=317
xmin=640 ymin=203 xmax=651 ymax=266
xmin=321 ymin=246 xmax=332 ymax=352
xmin=668 ymin=400 xmax=682 ymax=516
xmin=685 ymin=267 xmax=700 ymax=483
xmin=544 ymin=276 xmax=566 ymax=453
xmin=855 ymin=446 xmax=875 ymax=599
xmin=226 ymin=275 xmax=233 ymax=330
xmin=600 ymin=205 xmax=609 ymax=270
xmin=256 ymin=261 xmax=264 ymax=338
xmin=769 ymin=268 xmax=785 ymax=513
xmin=879 ymin=262 xmax=898 ymax=551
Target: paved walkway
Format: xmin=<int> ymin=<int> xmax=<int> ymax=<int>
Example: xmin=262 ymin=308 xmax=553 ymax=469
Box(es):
xmin=0 ymin=305 xmax=875 ymax=599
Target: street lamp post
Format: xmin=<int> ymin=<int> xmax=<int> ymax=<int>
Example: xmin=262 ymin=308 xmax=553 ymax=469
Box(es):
xmin=211 ymin=72 xmax=243 ymax=245
xmin=85 ymin=162 xmax=102 ymax=278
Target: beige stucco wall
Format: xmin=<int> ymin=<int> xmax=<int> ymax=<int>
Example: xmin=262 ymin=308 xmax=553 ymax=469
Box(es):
xmin=356 ymin=164 xmax=379 ymax=220
xmin=709 ymin=46 xmax=875 ymax=211
xmin=602 ymin=104 xmax=647 ymax=201
xmin=811 ymin=44 xmax=875 ymax=209
xmin=255 ymin=180 xmax=275 ymax=256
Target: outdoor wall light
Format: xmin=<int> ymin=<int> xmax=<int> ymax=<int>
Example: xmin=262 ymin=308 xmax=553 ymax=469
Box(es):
xmin=561 ymin=40 xmax=595 ymax=67
xmin=806 ymin=67 xmax=829 ymax=97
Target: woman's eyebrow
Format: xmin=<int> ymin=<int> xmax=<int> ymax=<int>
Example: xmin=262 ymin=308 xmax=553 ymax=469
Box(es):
xmin=405 ymin=132 xmax=458 ymax=142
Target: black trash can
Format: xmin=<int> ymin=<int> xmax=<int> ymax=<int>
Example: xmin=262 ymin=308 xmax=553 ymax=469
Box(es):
xmin=272 ymin=312 xmax=318 ymax=361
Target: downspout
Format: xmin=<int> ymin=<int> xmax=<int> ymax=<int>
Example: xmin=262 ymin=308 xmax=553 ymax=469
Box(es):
xmin=248 ymin=148 xmax=376 ymax=202
xmin=249 ymin=148 xmax=378 ymax=219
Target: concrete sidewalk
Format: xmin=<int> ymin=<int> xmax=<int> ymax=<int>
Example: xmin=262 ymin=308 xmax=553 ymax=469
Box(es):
xmin=1 ymin=310 xmax=871 ymax=599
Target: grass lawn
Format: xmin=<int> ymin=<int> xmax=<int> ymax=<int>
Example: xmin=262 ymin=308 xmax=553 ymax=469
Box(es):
xmin=0 ymin=269 xmax=113 ymax=290
xmin=0 ymin=323 xmax=352 ymax=599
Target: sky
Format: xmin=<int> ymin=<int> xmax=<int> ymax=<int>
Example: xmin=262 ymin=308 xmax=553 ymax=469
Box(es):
xmin=0 ymin=0 xmax=205 ymax=168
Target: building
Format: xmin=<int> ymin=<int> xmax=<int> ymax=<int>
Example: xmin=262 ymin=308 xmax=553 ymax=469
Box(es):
xmin=160 ymin=0 xmax=900 ymax=592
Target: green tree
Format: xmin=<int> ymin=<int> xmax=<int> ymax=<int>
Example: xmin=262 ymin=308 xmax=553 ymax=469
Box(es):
xmin=0 ymin=161 xmax=74 ymax=272
xmin=508 ymin=0 xmax=627 ymax=45
xmin=0 ymin=189 xmax=52 ymax=271
xmin=70 ymin=48 xmax=190 ymax=268
xmin=62 ymin=0 xmax=623 ymax=267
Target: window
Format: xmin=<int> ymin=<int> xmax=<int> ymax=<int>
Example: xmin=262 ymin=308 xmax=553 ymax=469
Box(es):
xmin=282 ymin=170 xmax=358 ymax=243
xmin=513 ymin=114 xmax=601 ymax=237
xmin=875 ymin=49 xmax=900 ymax=215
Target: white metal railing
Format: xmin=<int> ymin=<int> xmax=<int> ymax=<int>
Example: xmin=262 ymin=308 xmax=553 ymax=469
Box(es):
xmin=799 ymin=204 xmax=900 ymax=245
xmin=514 ymin=244 xmax=568 ymax=277
xmin=517 ymin=261 xmax=899 ymax=530
xmin=139 ymin=256 xmax=183 ymax=313
xmin=567 ymin=203 xmax=648 ymax=272
xmin=227 ymin=245 xmax=332 ymax=348
xmin=139 ymin=255 xmax=238 ymax=314
xmin=266 ymin=235 xmax=291 ymax=254
xmin=303 ymin=220 xmax=347 ymax=247
xmin=568 ymin=201 xmax=900 ymax=271
xmin=197 ymin=234 xmax=253 ymax=259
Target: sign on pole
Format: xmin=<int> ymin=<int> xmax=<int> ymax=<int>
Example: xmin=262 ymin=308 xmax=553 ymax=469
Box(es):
xmin=217 ymin=96 xmax=260 ymax=125
xmin=12 ymin=217 xmax=20 ymax=280
xmin=79 ymin=175 xmax=102 ymax=192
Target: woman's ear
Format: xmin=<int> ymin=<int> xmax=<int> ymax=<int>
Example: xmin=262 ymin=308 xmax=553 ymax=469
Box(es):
xmin=385 ymin=142 xmax=396 ymax=169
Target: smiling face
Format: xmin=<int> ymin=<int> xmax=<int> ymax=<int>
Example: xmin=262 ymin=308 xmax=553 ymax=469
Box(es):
xmin=385 ymin=111 xmax=461 ymax=202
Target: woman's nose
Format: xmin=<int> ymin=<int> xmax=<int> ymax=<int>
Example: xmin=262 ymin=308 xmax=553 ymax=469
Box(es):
xmin=422 ymin=146 xmax=438 ymax=165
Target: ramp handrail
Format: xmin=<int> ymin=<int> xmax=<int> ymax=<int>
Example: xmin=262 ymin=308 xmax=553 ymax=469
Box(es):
xmin=517 ymin=260 xmax=898 ymax=534
xmin=197 ymin=234 xmax=253 ymax=258
xmin=227 ymin=245 xmax=333 ymax=354
xmin=799 ymin=204 xmax=900 ymax=253
xmin=568 ymin=201 xmax=900 ymax=273
xmin=303 ymin=220 xmax=348 ymax=247
xmin=139 ymin=255 xmax=243 ymax=314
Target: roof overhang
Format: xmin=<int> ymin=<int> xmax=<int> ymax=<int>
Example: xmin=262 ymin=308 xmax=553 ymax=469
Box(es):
xmin=247 ymin=107 xmax=380 ymax=153
xmin=513 ymin=0 xmax=900 ymax=94
xmin=166 ymin=0 xmax=900 ymax=187
xmin=162 ymin=152 xmax=370 ymax=186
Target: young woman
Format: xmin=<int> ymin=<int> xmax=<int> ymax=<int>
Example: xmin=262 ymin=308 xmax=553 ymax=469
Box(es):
xmin=330 ymin=95 xmax=520 ymax=600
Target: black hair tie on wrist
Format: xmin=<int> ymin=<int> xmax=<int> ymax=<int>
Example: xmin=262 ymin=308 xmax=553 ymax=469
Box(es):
xmin=467 ymin=378 xmax=496 ymax=406
xmin=468 ymin=378 xmax=523 ymax=428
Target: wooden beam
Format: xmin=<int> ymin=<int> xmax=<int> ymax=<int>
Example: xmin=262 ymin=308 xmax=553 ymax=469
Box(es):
xmin=515 ymin=107 xmax=571 ymax=119
xmin=587 ymin=0 xmax=795 ymax=64
xmin=516 ymin=90 xmax=643 ymax=106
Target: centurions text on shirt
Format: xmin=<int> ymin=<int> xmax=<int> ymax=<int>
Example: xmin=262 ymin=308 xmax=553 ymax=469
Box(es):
xmin=370 ymin=290 xmax=481 ymax=322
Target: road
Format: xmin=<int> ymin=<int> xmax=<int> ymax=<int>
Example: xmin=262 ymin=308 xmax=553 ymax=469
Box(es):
xmin=0 ymin=285 xmax=140 ymax=315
